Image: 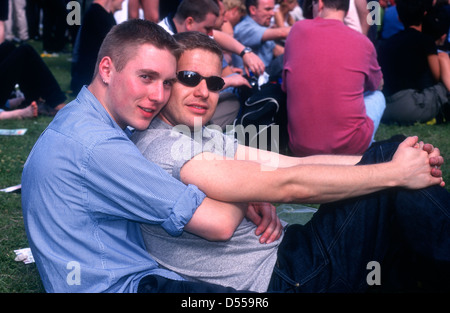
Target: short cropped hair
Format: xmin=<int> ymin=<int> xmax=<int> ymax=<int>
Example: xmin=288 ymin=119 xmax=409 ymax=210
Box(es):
xmin=396 ymin=0 xmax=433 ymax=28
xmin=94 ymin=19 xmax=182 ymax=77
xmin=423 ymin=6 xmax=450 ymax=41
xmin=173 ymin=31 xmax=223 ymax=62
xmin=175 ymin=0 xmax=220 ymax=22
xmin=322 ymin=0 xmax=350 ymax=13
xmin=245 ymin=0 xmax=258 ymax=14
xmin=223 ymin=0 xmax=247 ymax=14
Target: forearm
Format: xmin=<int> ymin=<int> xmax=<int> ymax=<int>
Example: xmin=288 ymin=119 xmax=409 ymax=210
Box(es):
xmin=236 ymin=145 xmax=362 ymax=168
xmin=182 ymin=157 xmax=399 ymax=204
xmin=212 ymin=30 xmax=244 ymax=54
xmin=181 ymin=137 xmax=442 ymax=209
xmin=184 ymin=197 xmax=247 ymax=241
xmin=261 ymin=27 xmax=290 ymax=42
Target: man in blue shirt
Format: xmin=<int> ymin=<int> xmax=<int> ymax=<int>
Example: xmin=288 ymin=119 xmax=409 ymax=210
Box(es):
xmin=232 ymin=0 xmax=290 ymax=73
xmin=21 ymin=19 xmax=243 ymax=293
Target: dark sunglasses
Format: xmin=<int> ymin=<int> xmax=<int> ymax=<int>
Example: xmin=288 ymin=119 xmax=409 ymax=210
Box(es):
xmin=176 ymin=71 xmax=225 ymax=92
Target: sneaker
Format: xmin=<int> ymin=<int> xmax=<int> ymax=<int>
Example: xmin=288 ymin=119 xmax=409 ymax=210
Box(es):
xmin=40 ymin=51 xmax=59 ymax=58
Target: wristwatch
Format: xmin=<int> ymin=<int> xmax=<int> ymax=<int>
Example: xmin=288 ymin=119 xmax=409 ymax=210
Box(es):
xmin=239 ymin=47 xmax=252 ymax=58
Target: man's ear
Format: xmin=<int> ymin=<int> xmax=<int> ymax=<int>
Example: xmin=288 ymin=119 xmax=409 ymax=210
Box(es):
xmin=318 ymin=0 xmax=325 ymax=12
xmin=248 ymin=5 xmax=257 ymax=16
xmin=98 ymin=56 xmax=114 ymax=84
xmin=185 ymin=16 xmax=195 ymax=31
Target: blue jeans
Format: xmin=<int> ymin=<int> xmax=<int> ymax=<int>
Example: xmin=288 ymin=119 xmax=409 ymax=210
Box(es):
xmin=268 ymin=141 xmax=450 ymax=292
xmin=364 ymin=90 xmax=386 ymax=144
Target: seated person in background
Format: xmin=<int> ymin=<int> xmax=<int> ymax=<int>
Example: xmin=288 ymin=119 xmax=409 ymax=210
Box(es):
xmin=221 ymin=0 xmax=247 ymax=38
xmin=220 ymin=0 xmax=247 ymax=64
xmin=71 ymin=0 xmax=124 ymax=95
xmin=344 ymin=0 xmax=371 ymax=35
xmin=272 ymin=0 xmax=298 ymax=27
xmin=232 ymin=0 xmax=291 ymax=77
xmin=0 ymin=41 xmax=66 ymax=116
xmin=377 ymin=0 xmax=450 ymax=124
xmin=159 ymin=0 xmax=266 ymax=76
xmin=282 ymin=0 xmax=385 ymax=157
xmin=132 ymin=31 xmax=450 ymax=293
xmin=379 ymin=3 xmax=404 ymax=40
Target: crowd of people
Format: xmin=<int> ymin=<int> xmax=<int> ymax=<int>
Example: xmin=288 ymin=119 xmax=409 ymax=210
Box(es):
xmin=10 ymin=0 xmax=450 ymax=293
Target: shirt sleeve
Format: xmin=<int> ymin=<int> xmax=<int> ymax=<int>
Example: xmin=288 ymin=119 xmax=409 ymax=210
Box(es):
xmin=234 ymin=18 xmax=266 ymax=49
xmin=85 ymin=134 xmax=206 ymax=236
xmin=364 ymin=41 xmax=383 ymax=92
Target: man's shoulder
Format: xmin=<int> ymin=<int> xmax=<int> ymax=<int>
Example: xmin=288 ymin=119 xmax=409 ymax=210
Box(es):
xmin=131 ymin=119 xmax=185 ymax=155
xmin=50 ymin=90 xmax=129 ymax=147
xmin=158 ymin=15 xmax=175 ymax=35
xmin=235 ymin=16 xmax=262 ymax=32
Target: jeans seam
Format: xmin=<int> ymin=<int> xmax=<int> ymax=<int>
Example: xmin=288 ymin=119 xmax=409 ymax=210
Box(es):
xmin=419 ymin=188 xmax=450 ymax=220
xmin=294 ymin=222 xmax=330 ymax=287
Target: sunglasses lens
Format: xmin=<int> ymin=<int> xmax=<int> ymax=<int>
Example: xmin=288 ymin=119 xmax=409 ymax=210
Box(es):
xmin=177 ymin=71 xmax=224 ymax=91
xmin=177 ymin=71 xmax=201 ymax=87
xmin=205 ymin=76 xmax=225 ymax=91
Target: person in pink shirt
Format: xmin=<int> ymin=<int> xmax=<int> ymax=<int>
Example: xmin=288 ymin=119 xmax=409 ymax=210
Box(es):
xmin=282 ymin=0 xmax=385 ymax=156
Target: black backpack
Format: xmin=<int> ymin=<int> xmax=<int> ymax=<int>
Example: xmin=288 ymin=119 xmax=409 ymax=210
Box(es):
xmin=232 ymin=82 xmax=288 ymax=153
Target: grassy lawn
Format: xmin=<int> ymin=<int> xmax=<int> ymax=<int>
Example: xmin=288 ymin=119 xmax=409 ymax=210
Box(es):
xmin=0 ymin=40 xmax=448 ymax=293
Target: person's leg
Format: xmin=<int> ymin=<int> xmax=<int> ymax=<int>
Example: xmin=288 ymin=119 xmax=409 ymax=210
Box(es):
xmin=364 ymin=90 xmax=385 ymax=143
xmin=268 ymin=141 xmax=450 ymax=293
xmin=0 ymin=43 xmax=66 ymax=108
xmin=13 ymin=0 xmax=29 ymax=41
xmin=384 ymin=85 xmax=447 ymax=124
xmin=141 ymin=0 xmax=159 ymax=22
xmin=0 ymin=101 xmax=37 ymax=120
xmin=0 ymin=41 xmax=22 ymax=105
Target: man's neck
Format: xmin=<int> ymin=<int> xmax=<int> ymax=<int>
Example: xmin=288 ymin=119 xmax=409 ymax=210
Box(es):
xmin=318 ymin=7 xmax=346 ymax=22
xmin=172 ymin=15 xmax=183 ymax=34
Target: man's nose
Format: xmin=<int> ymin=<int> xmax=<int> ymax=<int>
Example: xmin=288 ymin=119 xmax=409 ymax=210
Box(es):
xmin=149 ymin=82 xmax=166 ymax=103
xmin=194 ymin=79 xmax=209 ymax=98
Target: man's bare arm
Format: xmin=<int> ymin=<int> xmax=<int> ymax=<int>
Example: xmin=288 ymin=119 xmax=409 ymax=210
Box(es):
xmin=212 ymin=30 xmax=265 ymax=76
xmin=236 ymin=145 xmax=363 ymax=168
xmin=184 ymin=198 xmax=247 ymax=241
xmin=180 ymin=137 xmax=444 ymax=204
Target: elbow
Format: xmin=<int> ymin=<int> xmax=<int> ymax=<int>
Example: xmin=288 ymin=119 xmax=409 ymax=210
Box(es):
xmin=207 ymin=224 xmax=235 ymax=242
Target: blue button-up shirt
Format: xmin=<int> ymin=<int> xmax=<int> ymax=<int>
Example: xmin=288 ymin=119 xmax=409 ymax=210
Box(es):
xmin=21 ymin=87 xmax=206 ymax=292
xmin=232 ymin=16 xmax=276 ymax=70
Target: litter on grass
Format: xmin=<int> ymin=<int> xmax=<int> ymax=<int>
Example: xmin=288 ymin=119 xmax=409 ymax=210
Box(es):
xmin=0 ymin=128 xmax=27 ymax=136
xmin=0 ymin=184 xmax=21 ymax=193
xmin=14 ymin=248 xmax=35 ymax=264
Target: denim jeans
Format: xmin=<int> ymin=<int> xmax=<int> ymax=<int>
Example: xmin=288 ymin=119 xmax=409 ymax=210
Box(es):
xmin=364 ymin=90 xmax=386 ymax=144
xmin=268 ymin=141 xmax=450 ymax=292
xmin=138 ymin=274 xmax=244 ymax=293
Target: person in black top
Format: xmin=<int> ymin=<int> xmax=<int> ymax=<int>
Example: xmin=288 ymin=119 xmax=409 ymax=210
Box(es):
xmin=0 ymin=41 xmax=66 ymax=115
xmin=71 ymin=0 xmax=124 ymax=95
xmin=377 ymin=0 xmax=450 ymax=124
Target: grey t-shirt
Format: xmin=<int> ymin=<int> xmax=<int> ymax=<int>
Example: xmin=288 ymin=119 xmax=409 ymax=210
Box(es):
xmin=131 ymin=118 xmax=283 ymax=292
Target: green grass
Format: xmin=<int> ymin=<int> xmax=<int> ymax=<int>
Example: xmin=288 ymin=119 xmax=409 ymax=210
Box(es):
xmin=0 ymin=40 xmax=449 ymax=293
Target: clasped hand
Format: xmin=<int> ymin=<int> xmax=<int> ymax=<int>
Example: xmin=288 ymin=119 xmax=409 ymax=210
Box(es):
xmin=245 ymin=202 xmax=283 ymax=244
xmin=393 ymin=136 xmax=445 ymax=189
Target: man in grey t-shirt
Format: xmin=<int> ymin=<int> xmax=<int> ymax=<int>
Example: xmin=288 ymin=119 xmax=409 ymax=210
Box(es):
xmin=132 ymin=31 xmax=450 ymax=293
xmin=132 ymin=31 xmax=285 ymax=292
xmin=132 ymin=118 xmax=283 ymax=292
